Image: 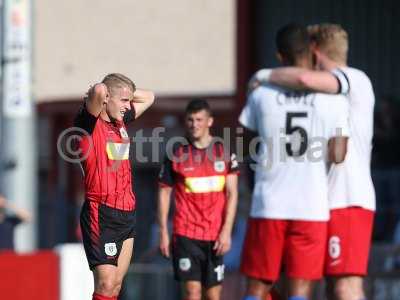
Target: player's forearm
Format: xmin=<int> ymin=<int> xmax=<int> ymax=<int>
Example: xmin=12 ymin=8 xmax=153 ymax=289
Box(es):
xmin=86 ymin=83 xmax=108 ymax=116
xmin=221 ymin=178 xmax=238 ymax=234
xmin=130 ymin=88 xmax=155 ymax=118
xmin=157 ymin=188 xmax=172 ymax=232
xmin=132 ymin=88 xmax=155 ymax=104
xmin=270 ymin=68 xmax=340 ymax=94
xmin=269 ymin=67 xmax=310 ymax=90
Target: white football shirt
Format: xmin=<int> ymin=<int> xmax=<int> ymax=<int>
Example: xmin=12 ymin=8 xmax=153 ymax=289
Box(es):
xmin=239 ymin=84 xmax=349 ymax=221
xmin=328 ymin=67 xmax=376 ymax=211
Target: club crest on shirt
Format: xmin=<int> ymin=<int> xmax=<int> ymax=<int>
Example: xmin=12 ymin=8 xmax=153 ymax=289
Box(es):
xmin=104 ymin=242 xmax=117 ymax=257
xmin=214 ymin=161 xmax=225 ymax=173
xmin=119 ymin=127 xmax=129 ymax=139
xmin=179 ymin=258 xmax=191 ymax=271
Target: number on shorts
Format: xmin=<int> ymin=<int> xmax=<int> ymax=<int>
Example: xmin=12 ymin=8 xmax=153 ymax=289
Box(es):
xmin=329 ymin=236 xmax=341 ymax=259
xmin=214 ymin=264 xmax=225 ymax=281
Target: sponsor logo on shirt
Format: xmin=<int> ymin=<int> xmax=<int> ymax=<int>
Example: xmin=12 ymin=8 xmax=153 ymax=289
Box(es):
xmin=184 ymin=176 xmax=225 ymax=193
xmin=106 ymin=142 xmax=130 ymax=160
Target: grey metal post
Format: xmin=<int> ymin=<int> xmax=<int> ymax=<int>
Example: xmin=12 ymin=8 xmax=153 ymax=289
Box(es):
xmin=2 ymin=0 xmax=36 ymax=252
xmin=0 ymin=1 xmax=3 ymax=168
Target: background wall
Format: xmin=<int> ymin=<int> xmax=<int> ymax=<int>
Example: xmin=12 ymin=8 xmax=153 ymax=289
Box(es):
xmin=34 ymin=0 xmax=236 ymax=101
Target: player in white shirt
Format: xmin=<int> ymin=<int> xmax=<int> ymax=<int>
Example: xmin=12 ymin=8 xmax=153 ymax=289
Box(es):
xmin=240 ymin=24 xmax=350 ymax=300
xmin=253 ymin=24 xmax=375 ymax=300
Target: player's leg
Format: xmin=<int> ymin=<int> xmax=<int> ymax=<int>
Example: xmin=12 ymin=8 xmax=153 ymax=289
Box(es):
xmin=80 ymin=202 xmax=119 ymax=299
xmin=203 ymin=241 xmax=225 ymax=300
xmin=266 ymin=287 xmax=284 ymax=300
xmin=328 ymin=276 xmax=365 ymax=300
xmin=86 ymin=203 xmax=135 ymax=299
xmin=171 ymin=235 xmax=205 ymax=300
xmin=93 ymin=232 xmax=133 ymax=298
xmin=245 ymin=278 xmax=273 ymax=299
xmin=240 ymin=218 xmax=286 ymax=299
xmin=286 ymin=220 xmax=327 ymax=299
xmin=181 ymin=280 xmax=202 ymax=300
xmin=112 ymin=237 xmax=134 ymax=296
xmin=93 ymin=265 xmax=119 ymax=298
xmin=325 ymin=208 xmax=374 ymax=300
xmin=204 ymin=284 xmax=222 ymax=300
xmin=287 ymin=279 xmax=315 ymax=299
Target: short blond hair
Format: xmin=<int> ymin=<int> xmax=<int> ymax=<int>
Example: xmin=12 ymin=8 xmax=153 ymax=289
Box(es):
xmin=102 ymin=73 xmax=136 ymax=96
xmin=308 ymin=23 xmax=348 ymax=64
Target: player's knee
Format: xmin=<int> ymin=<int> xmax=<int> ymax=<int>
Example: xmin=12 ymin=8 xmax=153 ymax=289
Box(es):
xmin=112 ymin=282 xmax=122 ymax=296
xmin=186 ymin=292 xmax=202 ymax=300
xmin=96 ymin=277 xmax=119 ymax=296
xmin=333 ymin=280 xmax=352 ymax=300
xmin=334 ymin=279 xmax=364 ymax=300
xmin=185 ymin=287 xmax=202 ymax=300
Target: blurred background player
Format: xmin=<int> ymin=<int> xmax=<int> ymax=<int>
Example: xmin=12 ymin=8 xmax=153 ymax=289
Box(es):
xmin=239 ymin=23 xmax=350 ymax=300
xmin=158 ymin=99 xmax=239 ymax=300
xmin=74 ymin=73 xmax=154 ymax=300
xmin=0 ymin=194 xmax=31 ymax=251
xmin=255 ymin=23 xmax=375 ymax=300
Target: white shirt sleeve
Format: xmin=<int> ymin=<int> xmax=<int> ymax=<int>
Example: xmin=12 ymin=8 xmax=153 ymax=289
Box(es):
xmin=254 ymin=69 xmax=272 ymax=82
xmin=239 ymin=93 xmax=258 ymax=131
xmin=331 ymin=68 xmax=350 ymax=95
xmin=247 ymin=69 xmax=273 ymax=91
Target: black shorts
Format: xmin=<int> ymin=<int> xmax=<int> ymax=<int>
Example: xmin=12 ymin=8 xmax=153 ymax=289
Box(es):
xmin=171 ymin=235 xmax=225 ymax=288
xmin=80 ymin=201 xmax=136 ymax=270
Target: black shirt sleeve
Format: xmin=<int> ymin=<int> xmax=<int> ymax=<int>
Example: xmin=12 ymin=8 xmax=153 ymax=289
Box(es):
xmin=159 ymin=155 xmax=175 ymax=186
xmin=6 ymin=216 xmax=22 ymax=226
xmin=123 ymin=105 xmax=136 ymax=125
xmin=73 ymin=103 xmax=98 ymax=135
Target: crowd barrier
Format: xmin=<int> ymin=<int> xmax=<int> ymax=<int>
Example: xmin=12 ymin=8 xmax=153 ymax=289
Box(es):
xmin=1 ymin=244 xmax=400 ymax=300
xmin=0 ymin=250 xmax=59 ymax=300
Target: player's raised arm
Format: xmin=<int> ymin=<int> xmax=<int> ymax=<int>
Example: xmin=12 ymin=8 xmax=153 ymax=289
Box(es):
xmin=129 ymin=88 xmax=155 ymax=119
xmin=85 ymin=83 xmax=108 ymax=117
xmin=254 ymin=67 xmax=341 ymax=94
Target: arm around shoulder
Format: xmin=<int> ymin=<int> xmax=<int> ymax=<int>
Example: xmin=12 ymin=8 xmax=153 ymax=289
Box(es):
xmin=270 ymin=68 xmax=340 ymax=93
